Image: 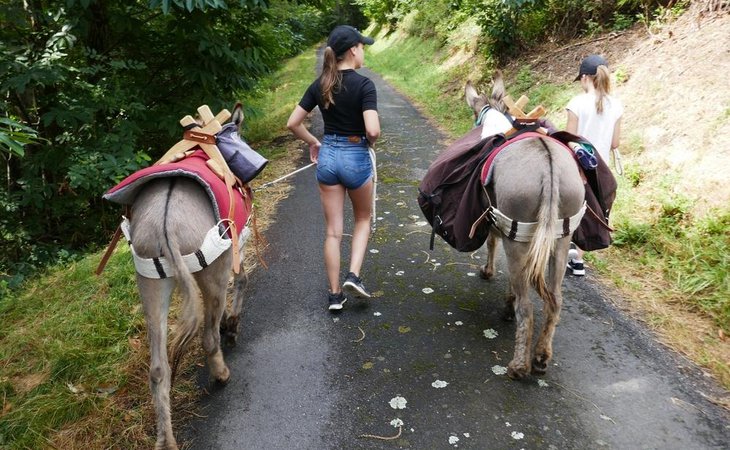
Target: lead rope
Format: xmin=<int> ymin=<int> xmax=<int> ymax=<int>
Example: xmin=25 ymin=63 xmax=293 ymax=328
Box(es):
xmin=369 ymin=146 xmax=377 ymax=232
xmin=253 ymin=162 xmax=316 ymax=192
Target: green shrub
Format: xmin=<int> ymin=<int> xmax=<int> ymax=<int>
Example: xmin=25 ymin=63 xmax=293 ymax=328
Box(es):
xmin=0 ymin=0 xmax=333 ymax=283
xmin=612 ymin=221 xmax=652 ymax=247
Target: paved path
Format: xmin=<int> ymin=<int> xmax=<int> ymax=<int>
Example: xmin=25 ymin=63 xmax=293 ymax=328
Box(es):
xmin=182 ymin=56 xmax=730 ymax=449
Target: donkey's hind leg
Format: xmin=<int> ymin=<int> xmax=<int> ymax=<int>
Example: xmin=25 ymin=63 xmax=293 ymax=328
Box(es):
xmin=479 ymin=233 xmax=498 ymax=280
xmin=503 ymin=241 xmax=534 ymax=380
xmin=138 ymin=275 xmax=179 ymax=450
xmin=221 ymin=268 xmax=246 ymax=347
xmin=197 ymin=255 xmax=232 ymax=384
xmin=532 ymin=237 xmax=570 ymax=375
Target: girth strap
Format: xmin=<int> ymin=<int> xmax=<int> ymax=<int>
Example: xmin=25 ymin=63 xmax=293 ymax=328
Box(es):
xmin=487 ymin=202 xmax=587 ymax=242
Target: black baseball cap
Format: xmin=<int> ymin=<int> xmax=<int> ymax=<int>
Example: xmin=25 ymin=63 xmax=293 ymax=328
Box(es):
xmin=327 ymin=25 xmax=375 ymax=57
xmin=574 ymin=54 xmax=608 ymax=81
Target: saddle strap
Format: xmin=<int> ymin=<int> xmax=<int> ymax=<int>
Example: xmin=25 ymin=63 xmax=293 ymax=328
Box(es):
xmin=96 ymin=205 xmax=131 ymax=276
xmin=95 ymin=223 xmax=123 ymax=276
xmin=468 ymin=207 xmax=495 ymax=240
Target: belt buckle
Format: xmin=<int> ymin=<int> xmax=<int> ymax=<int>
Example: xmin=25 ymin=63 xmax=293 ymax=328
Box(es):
xmin=347 ymin=135 xmax=361 ymax=143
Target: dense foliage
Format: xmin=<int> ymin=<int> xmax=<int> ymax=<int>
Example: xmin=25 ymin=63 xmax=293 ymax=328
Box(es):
xmin=0 ymin=0 xmax=364 ymax=284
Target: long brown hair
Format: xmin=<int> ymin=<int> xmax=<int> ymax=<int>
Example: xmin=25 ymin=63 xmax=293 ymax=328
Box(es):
xmin=592 ymin=65 xmax=612 ymax=114
xmin=320 ymin=46 xmax=343 ymax=109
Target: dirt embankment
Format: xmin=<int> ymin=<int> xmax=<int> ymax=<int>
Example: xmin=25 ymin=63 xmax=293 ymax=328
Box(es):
xmin=526 ymin=12 xmax=730 ymax=216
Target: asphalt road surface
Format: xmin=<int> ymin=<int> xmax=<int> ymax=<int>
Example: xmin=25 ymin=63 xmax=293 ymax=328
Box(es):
xmin=182 ymin=55 xmax=730 ymax=449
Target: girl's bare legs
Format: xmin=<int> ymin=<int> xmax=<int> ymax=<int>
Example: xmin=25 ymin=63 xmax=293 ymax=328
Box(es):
xmin=319 ymin=183 xmax=346 ymax=293
xmin=347 ymin=178 xmax=374 ymax=276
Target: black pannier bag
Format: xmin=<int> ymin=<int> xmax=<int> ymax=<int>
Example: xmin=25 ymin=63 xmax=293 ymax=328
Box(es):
xmin=418 ymin=127 xmax=504 ymax=252
xmin=550 ymin=131 xmax=617 ymax=251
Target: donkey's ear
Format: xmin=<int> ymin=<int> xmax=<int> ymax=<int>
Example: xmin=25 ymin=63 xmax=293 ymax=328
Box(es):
xmin=464 ymin=80 xmax=480 ymax=112
xmin=490 ymin=71 xmax=506 ymax=110
xmin=231 ymin=102 xmax=244 ymax=131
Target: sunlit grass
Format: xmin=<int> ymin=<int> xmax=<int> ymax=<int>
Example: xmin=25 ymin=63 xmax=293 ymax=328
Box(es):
xmin=0 ymin=248 xmax=156 ymax=448
xmin=365 ymin=29 xmax=475 ymax=137
xmin=243 ymin=48 xmax=319 ymax=147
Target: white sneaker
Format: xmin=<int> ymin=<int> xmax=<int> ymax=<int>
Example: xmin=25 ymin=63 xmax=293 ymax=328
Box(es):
xmin=567 ymin=259 xmax=586 ymax=276
xmin=568 ymin=248 xmax=579 ymax=261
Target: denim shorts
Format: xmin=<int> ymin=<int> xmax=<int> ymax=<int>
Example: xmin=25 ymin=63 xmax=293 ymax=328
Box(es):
xmin=316 ymin=134 xmax=373 ymax=190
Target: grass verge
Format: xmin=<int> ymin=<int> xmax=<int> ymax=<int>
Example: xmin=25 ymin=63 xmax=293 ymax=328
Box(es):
xmin=0 ymin=46 xmax=315 ymax=448
xmin=364 ymin=26 xmax=730 ymax=391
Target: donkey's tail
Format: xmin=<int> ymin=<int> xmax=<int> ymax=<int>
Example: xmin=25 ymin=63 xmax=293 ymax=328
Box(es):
xmin=166 ymin=237 xmax=200 ymax=382
xmin=525 ymin=140 xmax=558 ymax=308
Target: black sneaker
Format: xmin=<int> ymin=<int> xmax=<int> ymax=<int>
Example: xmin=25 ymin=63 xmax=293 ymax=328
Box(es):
xmin=342 ymin=272 xmax=371 ymax=298
xmin=328 ymin=291 xmax=347 ymax=311
xmin=567 ymin=259 xmax=586 ymax=276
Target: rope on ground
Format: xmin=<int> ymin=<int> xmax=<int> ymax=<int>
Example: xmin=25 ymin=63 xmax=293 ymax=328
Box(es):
xmin=359 ymin=426 xmax=402 ymax=440
xmin=551 ymin=380 xmax=614 ymax=422
xmin=405 ymin=230 xmax=430 ymax=236
xmin=444 ymin=262 xmax=481 ymax=268
xmin=352 ymin=326 xmax=365 ymax=343
xmin=421 ymin=250 xmax=431 ymax=264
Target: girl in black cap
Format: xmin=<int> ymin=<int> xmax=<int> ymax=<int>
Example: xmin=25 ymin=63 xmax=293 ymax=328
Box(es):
xmin=287 ymin=25 xmax=380 ymax=311
xmin=565 ymin=54 xmax=624 ymax=276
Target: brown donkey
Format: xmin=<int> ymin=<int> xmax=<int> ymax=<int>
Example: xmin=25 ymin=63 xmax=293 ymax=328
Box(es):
xmin=129 ymin=106 xmax=249 ymax=449
xmin=464 ymin=75 xmax=585 ymax=379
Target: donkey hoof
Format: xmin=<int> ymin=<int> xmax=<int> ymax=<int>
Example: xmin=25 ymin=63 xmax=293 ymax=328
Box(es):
xmin=479 ymin=265 xmax=494 ymax=280
xmin=531 ymin=358 xmax=548 ymax=375
xmin=155 ymin=439 xmax=178 ymax=450
xmin=502 ymin=308 xmax=515 ymax=322
xmin=507 ymin=363 xmax=529 ymax=380
xmin=222 ymin=333 xmax=238 ymax=348
xmin=220 ymin=316 xmax=240 ymax=347
xmin=215 ymin=367 xmax=231 ymax=385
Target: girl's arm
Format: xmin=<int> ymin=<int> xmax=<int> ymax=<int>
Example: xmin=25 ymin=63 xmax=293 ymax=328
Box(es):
xmin=611 ymin=117 xmax=622 ymax=150
xmin=287 ymin=105 xmax=320 ymax=163
xmin=363 ymin=109 xmax=380 ymax=147
xmin=566 ymin=110 xmax=579 ymax=134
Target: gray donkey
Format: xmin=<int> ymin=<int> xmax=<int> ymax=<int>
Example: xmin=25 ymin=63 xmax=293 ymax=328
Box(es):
xmin=464 ymin=74 xmax=585 ymax=379
xmin=129 ymin=106 xmax=248 ymax=449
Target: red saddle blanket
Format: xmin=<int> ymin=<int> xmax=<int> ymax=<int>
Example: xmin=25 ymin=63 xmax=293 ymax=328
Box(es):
xmin=103 ymin=149 xmax=252 ymax=237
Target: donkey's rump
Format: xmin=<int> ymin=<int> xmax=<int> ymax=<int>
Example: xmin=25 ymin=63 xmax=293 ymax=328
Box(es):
xmin=130 ymin=177 xmax=217 ymax=258
xmin=489 ymin=138 xmax=585 ymax=224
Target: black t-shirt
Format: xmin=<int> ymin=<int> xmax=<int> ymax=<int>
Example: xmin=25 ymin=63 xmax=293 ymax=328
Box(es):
xmin=298 ymin=69 xmax=377 ymax=136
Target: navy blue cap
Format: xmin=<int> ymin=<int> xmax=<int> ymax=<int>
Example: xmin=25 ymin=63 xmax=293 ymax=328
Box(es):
xmin=575 ymin=54 xmax=608 ymax=81
xmin=327 ymin=25 xmax=375 ymax=57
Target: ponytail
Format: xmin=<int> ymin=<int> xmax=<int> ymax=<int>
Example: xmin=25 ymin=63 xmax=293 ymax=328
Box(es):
xmin=320 ymin=47 xmax=343 ymax=109
xmin=593 ymin=65 xmax=612 ymax=114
